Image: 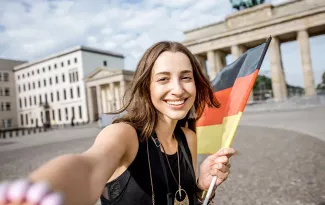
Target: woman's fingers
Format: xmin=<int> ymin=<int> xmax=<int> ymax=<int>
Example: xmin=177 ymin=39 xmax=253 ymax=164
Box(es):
xmin=26 ymin=181 xmax=51 ymax=204
xmin=7 ymin=179 xmax=30 ymax=203
xmin=212 ymin=163 xmax=229 ymax=173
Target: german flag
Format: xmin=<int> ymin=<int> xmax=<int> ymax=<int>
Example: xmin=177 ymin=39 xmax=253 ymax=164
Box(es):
xmin=196 ymin=37 xmax=272 ymax=154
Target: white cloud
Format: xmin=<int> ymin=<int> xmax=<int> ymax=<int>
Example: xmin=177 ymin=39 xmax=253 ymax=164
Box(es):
xmin=0 ymin=0 xmax=324 ymax=86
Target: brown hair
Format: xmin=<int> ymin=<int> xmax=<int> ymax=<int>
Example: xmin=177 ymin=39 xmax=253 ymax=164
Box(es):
xmin=111 ymin=41 xmax=220 ymax=141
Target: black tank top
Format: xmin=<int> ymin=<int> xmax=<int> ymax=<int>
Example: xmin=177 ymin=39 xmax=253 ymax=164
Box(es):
xmin=100 ymin=125 xmax=198 ymax=205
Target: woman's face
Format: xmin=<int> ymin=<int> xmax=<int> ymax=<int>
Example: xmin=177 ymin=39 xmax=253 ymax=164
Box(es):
xmin=150 ymin=51 xmax=196 ymax=122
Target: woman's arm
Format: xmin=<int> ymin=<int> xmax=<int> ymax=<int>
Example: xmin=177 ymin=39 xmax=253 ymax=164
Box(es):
xmin=26 ymin=122 xmax=138 ymax=205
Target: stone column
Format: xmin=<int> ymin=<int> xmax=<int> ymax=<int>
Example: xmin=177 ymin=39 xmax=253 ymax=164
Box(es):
xmin=87 ymin=86 xmax=94 ymax=121
xmin=110 ymin=82 xmax=116 ymax=111
xmin=96 ymin=85 xmax=102 ymax=116
xmin=195 ymin=55 xmax=209 ymax=79
xmin=269 ymin=36 xmax=287 ymax=101
xmin=101 ymin=87 xmax=107 ymax=113
xmin=231 ymin=45 xmax=254 ymax=102
xmin=207 ymin=50 xmax=226 ymax=80
xmin=297 ymin=30 xmax=316 ymax=96
xmin=120 ymin=80 xmax=126 ymax=108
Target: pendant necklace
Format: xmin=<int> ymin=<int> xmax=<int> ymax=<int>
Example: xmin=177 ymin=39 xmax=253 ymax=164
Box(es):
xmin=146 ymin=135 xmax=189 ymax=205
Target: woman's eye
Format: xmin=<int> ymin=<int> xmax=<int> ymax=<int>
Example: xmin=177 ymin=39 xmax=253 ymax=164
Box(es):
xmin=182 ymin=76 xmax=192 ymax=80
xmin=158 ymin=77 xmax=168 ymax=82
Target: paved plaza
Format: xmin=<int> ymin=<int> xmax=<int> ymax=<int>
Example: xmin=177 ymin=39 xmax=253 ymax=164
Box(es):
xmin=0 ymin=107 xmax=325 ymax=205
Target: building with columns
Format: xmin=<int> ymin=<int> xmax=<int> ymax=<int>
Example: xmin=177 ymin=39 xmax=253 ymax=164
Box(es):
xmin=85 ymin=68 xmax=134 ymax=122
xmin=14 ymin=46 xmax=124 ymax=127
xmin=183 ymin=0 xmax=324 ymax=101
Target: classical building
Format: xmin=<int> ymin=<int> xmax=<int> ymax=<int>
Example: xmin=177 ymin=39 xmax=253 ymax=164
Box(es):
xmin=0 ymin=58 xmax=25 ymax=130
xmin=85 ymin=68 xmax=134 ymax=122
xmin=183 ymin=0 xmax=325 ymax=101
xmin=14 ymin=46 xmax=124 ymax=128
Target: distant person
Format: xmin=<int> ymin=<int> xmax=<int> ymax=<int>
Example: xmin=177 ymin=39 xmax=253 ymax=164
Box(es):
xmin=0 ymin=41 xmax=235 ymax=205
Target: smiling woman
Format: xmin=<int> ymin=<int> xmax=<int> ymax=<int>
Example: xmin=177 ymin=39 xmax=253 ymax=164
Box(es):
xmin=0 ymin=41 xmax=235 ymax=205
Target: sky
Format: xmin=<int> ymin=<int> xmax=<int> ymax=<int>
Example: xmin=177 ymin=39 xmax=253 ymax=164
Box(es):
xmin=0 ymin=0 xmax=324 ymax=87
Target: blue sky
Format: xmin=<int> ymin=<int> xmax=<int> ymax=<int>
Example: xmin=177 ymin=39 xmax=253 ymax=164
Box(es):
xmin=0 ymin=0 xmax=324 ymax=87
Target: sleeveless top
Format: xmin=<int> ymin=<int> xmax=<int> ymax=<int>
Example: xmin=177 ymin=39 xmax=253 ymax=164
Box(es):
xmin=100 ymin=125 xmax=198 ymax=205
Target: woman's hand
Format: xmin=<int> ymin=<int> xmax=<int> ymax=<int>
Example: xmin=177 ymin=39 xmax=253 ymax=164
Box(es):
xmin=0 ymin=179 xmax=64 ymax=205
xmin=197 ymin=148 xmax=235 ymax=191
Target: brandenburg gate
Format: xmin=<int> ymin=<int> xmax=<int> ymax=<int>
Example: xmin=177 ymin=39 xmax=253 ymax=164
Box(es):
xmin=183 ymin=0 xmax=325 ymax=101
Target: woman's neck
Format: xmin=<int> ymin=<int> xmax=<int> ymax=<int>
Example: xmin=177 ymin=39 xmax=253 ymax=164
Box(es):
xmin=155 ymin=116 xmax=178 ymax=145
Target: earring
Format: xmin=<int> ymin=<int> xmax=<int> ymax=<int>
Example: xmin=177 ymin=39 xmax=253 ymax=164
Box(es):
xmin=188 ymin=106 xmax=197 ymax=119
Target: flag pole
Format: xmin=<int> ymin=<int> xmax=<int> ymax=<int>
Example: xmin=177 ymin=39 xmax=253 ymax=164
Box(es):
xmin=202 ymin=114 xmax=241 ymax=205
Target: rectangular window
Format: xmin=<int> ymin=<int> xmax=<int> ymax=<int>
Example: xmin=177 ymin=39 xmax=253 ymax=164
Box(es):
xmin=0 ymin=73 xmax=2 ymax=81
xmin=64 ymin=89 xmax=66 ymax=100
xmin=77 ymin=86 xmax=80 ymax=98
xmin=58 ymin=109 xmax=61 ymax=121
xmin=49 ymin=78 xmax=52 ymax=85
xmin=0 ymin=88 xmax=2 ymax=96
xmin=29 ymin=97 xmax=32 ymax=106
xmin=54 ymin=64 xmax=57 ymax=69
xmin=38 ymin=81 xmax=41 ymax=88
xmin=43 ymin=67 xmax=45 ymax=72
xmin=72 ymin=107 xmax=75 ymax=118
xmin=62 ymin=74 xmax=65 ymax=82
xmin=24 ymin=98 xmax=27 ymax=107
xmin=70 ymin=88 xmax=73 ymax=99
xmin=18 ymin=85 xmax=21 ymax=93
xmin=56 ymin=76 xmax=58 ymax=84
xmin=25 ymin=114 xmax=28 ymax=125
xmin=19 ymin=98 xmax=22 ymax=108
xmin=6 ymin=102 xmax=11 ymax=111
xmin=61 ymin=62 xmax=64 ymax=67
xmin=57 ymin=91 xmax=60 ymax=101
xmin=69 ymin=73 xmax=72 ymax=83
xmin=33 ymin=82 xmax=35 ymax=89
xmin=0 ymin=102 xmax=4 ymax=111
xmin=79 ymin=106 xmax=82 ymax=119
xmin=45 ymin=94 xmax=48 ymax=102
xmin=68 ymin=60 xmax=70 ymax=65
xmin=28 ymin=83 xmax=30 ymax=90
xmin=75 ymin=72 xmax=79 ymax=81
xmin=39 ymin=95 xmax=42 ymax=104
xmin=23 ymin=84 xmax=26 ymax=91
xmin=65 ymin=108 xmax=68 ymax=120
xmin=74 ymin=58 xmax=77 ymax=63
xmin=51 ymin=93 xmax=53 ymax=102
xmin=103 ymin=61 xmax=107 ymax=66
xmin=44 ymin=79 xmax=46 ymax=87
xmin=34 ymin=96 xmax=36 ymax=105
xmin=4 ymin=73 xmax=9 ymax=81
xmin=20 ymin=114 xmax=24 ymax=126
xmin=48 ymin=66 xmax=51 ymax=71
xmin=52 ymin=110 xmax=55 ymax=120
xmin=4 ymin=88 xmax=9 ymax=96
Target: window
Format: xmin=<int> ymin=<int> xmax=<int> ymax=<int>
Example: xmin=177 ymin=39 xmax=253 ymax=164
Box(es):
xmin=33 ymin=82 xmax=35 ymax=89
xmin=49 ymin=78 xmax=52 ymax=85
xmin=20 ymin=114 xmax=24 ymax=126
xmin=43 ymin=67 xmax=45 ymax=72
xmin=23 ymin=84 xmax=26 ymax=91
xmin=72 ymin=73 xmax=75 ymax=82
xmin=71 ymin=107 xmax=75 ymax=118
xmin=22 ymin=74 xmax=25 ymax=78
xmin=58 ymin=109 xmax=61 ymax=121
xmin=0 ymin=102 xmax=4 ymax=111
xmin=32 ymin=71 xmax=34 ymax=75
xmin=57 ymin=91 xmax=60 ymax=101
xmin=48 ymin=66 xmax=51 ymax=71
xmin=68 ymin=60 xmax=70 ymax=65
xmin=29 ymin=97 xmax=32 ymax=106
xmin=69 ymin=73 xmax=72 ymax=83
xmin=19 ymin=99 xmax=22 ymax=108
xmin=65 ymin=108 xmax=68 ymax=120
xmin=24 ymin=98 xmax=27 ymax=107
xmin=39 ymin=95 xmax=42 ymax=104
xmin=61 ymin=62 xmax=64 ymax=67
xmin=18 ymin=85 xmax=21 ymax=93
xmin=103 ymin=61 xmax=107 ymax=66
xmin=70 ymin=88 xmax=73 ymax=99
xmin=75 ymin=72 xmax=79 ymax=81
xmin=37 ymin=69 xmax=40 ymax=74
xmin=27 ymin=72 xmax=30 ymax=77
xmin=0 ymin=88 xmax=2 ymax=96
xmin=54 ymin=64 xmax=57 ymax=69
xmin=0 ymin=73 xmax=2 ymax=81
xmin=34 ymin=96 xmax=36 ymax=105
xmin=18 ymin=75 xmax=20 ymax=80
xmin=4 ymin=88 xmax=9 ymax=96
xmin=28 ymin=83 xmax=31 ymax=90
xmin=56 ymin=76 xmax=58 ymax=84
xmin=63 ymin=89 xmax=66 ymax=100
xmin=38 ymin=81 xmax=41 ymax=88
xmin=74 ymin=58 xmax=77 ymax=63
xmin=45 ymin=94 xmax=48 ymax=102
xmin=51 ymin=92 xmax=53 ymax=102
xmin=4 ymin=73 xmax=9 ymax=81
xmin=52 ymin=110 xmax=55 ymax=120
xmin=79 ymin=106 xmax=82 ymax=119
xmin=25 ymin=114 xmax=29 ymax=125
xmin=6 ymin=102 xmax=11 ymax=111
xmin=62 ymin=74 xmax=65 ymax=82
xmin=44 ymin=79 xmax=46 ymax=87
xmin=77 ymin=86 xmax=80 ymax=98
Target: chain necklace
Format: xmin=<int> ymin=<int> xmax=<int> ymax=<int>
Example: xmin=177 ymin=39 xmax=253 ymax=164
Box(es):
xmin=146 ymin=136 xmax=189 ymax=205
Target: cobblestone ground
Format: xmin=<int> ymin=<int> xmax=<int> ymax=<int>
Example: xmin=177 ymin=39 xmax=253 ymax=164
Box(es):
xmin=0 ymin=124 xmax=324 ymax=205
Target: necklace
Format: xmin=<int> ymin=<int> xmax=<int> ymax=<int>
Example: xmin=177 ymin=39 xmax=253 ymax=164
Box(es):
xmin=146 ymin=135 xmax=189 ymax=205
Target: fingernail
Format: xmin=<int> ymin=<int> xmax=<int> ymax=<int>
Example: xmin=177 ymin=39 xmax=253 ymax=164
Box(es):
xmin=26 ymin=181 xmax=50 ymax=204
xmin=8 ymin=179 xmax=31 ymax=202
xmin=0 ymin=182 xmax=10 ymax=202
xmin=40 ymin=192 xmax=64 ymax=205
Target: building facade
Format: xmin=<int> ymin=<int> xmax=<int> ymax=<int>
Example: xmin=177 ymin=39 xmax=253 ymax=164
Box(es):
xmin=0 ymin=58 xmax=25 ymax=130
xmin=85 ymin=68 xmax=134 ymax=122
xmin=182 ymin=0 xmax=325 ymax=101
xmin=14 ymin=46 xmax=124 ymax=128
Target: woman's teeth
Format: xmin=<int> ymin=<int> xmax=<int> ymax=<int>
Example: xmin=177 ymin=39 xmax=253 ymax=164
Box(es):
xmin=166 ymin=100 xmax=185 ymax=105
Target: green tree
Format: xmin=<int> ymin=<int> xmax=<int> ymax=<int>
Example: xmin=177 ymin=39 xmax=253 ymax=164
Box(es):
xmin=230 ymin=0 xmax=265 ymax=10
